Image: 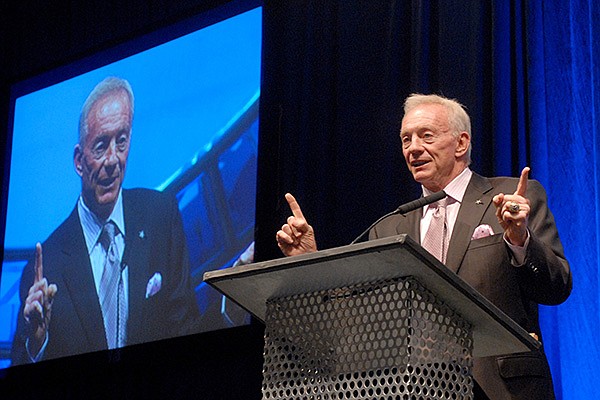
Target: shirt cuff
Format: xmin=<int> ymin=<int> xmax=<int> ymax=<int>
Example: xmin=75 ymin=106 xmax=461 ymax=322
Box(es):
xmin=26 ymin=332 xmax=48 ymax=363
xmin=504 ymin=230 xmax=530 ymax=266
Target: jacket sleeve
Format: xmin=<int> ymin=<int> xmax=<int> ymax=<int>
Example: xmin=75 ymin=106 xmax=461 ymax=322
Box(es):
xmin=517 ymin=179 xmax=572 ymax=305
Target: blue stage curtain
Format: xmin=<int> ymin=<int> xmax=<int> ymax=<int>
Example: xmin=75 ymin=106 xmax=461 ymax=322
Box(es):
xmin=493 ymin=1 xmax=600 ymax=397
xmin=523 ymin=1 xmax=600 ymax=398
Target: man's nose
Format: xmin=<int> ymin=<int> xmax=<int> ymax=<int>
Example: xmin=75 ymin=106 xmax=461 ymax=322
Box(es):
xmin=104 ymin=141 xmax=119 ymax=166
xmin=406 ymin=136 xmax=424 ymax=153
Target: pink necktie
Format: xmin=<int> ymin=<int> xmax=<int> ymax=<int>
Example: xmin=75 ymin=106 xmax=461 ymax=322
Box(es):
xmin=422 ymin=198 xmax=449 ymax=264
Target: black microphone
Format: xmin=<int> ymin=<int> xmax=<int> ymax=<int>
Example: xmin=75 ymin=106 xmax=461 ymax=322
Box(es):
xmin=350 ymin=190 xmax=447 ymax=245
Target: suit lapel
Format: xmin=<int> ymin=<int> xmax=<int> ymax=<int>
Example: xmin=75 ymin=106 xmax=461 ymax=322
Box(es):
xmin=394 ymin=207 xmax=421 ymax=241
xmin=445 ymin=173 xmax=494 ymax=273
xmin=122 ymin=191 xmax=151 ymax=343
xmin=59 ymin=208 xmax=108 ymax=349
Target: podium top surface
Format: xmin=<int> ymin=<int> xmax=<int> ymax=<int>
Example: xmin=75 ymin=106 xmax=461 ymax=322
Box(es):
xmin=203 ymin=235 xmax=540 ymax=357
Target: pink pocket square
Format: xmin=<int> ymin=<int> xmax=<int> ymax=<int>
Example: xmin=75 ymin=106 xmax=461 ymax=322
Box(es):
xmin=145 ymin=272 xmax=162 ymax=298
xmin=471 ymin=224 xmax=494 ymax=240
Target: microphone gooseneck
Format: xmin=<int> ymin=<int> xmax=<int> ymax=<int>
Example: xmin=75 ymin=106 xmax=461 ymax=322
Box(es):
xmin=350 ymin=191 xmax=447 ymax=245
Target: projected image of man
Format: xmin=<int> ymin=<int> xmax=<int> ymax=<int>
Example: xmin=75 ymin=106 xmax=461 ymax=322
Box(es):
xmin=11 ymin=77 xmax=201 ymax=364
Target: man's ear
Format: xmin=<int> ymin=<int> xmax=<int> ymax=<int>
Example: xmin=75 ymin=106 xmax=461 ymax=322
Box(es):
xmin=74 ymin=144 xmax=83 ymax=177
xmin=455 ymin=131 xmax=470 ymax=157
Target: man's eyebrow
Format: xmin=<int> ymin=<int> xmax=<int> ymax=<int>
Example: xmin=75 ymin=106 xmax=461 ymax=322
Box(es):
xmin=401 ymin=125 xmax=435 ymax=135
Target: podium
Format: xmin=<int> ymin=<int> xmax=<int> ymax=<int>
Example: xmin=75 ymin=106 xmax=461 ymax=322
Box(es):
xmin=203 ymin=235 xmax=539 ymax=399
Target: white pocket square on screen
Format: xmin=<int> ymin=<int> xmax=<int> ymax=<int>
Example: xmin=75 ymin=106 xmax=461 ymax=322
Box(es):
xmin=471 ymin=224 xmax=495 ymax=240
xmin=145 ymin=272 xmax=162 ymax=298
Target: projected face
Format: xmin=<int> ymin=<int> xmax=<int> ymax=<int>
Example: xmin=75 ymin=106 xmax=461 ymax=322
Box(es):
xmin=74 ymin=89 xmax=132 ymax=220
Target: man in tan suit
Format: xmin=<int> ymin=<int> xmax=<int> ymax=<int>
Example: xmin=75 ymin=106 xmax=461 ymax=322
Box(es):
xmin=276 ymin=94 xmax=572 ymax=399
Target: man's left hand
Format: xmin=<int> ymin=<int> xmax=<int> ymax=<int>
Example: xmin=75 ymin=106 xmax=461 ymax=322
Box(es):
xmin=493 ymin=167 xmax=531 ymax=247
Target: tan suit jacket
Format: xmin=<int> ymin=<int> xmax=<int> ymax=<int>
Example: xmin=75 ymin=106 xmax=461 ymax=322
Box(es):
xmin=369 ymin=172 xmax=572 ymax=400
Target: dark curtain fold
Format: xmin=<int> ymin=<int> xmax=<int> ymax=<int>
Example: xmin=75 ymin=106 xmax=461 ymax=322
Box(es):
xmin=257 ymin=1 xmax=600 ymax=398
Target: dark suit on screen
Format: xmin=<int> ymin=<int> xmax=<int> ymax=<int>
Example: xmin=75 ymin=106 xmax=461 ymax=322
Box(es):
xmin=369 ymin=172 xmax=572 ymax=400
xmin=11 ymin=188 xmax=201 ymax=365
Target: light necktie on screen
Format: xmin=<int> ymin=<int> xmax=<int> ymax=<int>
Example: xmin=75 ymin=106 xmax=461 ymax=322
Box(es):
xmin=98 ymin=221 xmax=127 ymax=349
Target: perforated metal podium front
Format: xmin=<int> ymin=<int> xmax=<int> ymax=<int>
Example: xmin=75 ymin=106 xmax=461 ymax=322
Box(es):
xmin=204 ymin=236 xmax=539 ymax=400
xmin=261 ymin=277 xmax=474 ymax=400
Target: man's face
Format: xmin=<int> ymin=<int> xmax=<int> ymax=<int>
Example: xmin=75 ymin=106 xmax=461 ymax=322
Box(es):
xmin=74 ymin=89 xmax=132 ymax=219
xmin=400 ymin=103 xmax=469 ymax=192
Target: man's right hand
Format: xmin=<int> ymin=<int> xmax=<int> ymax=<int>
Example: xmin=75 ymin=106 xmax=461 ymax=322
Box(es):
xmin=276 ymin=193 xmax=318 ymax=256
xmin=23 ymin=243 xmax=58 ymax=355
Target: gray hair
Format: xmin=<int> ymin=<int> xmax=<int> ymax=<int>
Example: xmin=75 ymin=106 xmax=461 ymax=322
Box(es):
xmin=403 ymin=93 xmax=472 ymax=164
xmin=78 ymin=76 xmax=134 ymax=145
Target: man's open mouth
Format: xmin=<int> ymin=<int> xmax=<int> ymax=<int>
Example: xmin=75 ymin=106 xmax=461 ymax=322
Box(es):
xmin=99 ymin=176 xmax=117 ymax=187
xmin=411 ymin=160 xmax=429 ymax=167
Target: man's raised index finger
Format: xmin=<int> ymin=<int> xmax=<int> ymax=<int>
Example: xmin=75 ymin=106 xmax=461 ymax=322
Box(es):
xmin=515 ymin=167 xmax=530 ymax=196
xmin=34 ymin=242 xmax=43 ymax=283
xmin=285 ymin=193 xmax=305 ymax=219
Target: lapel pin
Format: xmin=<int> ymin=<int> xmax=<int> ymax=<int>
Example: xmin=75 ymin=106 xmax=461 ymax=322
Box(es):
xmin=139 ymin=230 xmax=145 ymax=239
xmin=475 ymin=199 xmax=483 ymax=205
